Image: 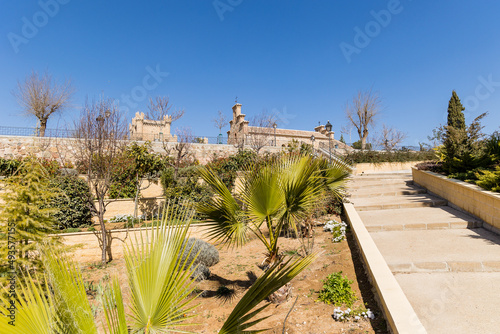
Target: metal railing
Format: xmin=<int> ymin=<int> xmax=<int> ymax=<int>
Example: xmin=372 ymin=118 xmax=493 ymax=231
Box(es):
xmin=0 ymin=126 xmax=76 ymax=138
xmin=0 ymin=125 xmax=229 ymax=145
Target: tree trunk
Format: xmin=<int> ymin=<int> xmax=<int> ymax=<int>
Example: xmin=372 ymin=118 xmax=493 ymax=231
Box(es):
xmin=361 ymin=129 xmax=369 ymax=150
xmin=98 ymin=199 xmax=107 ymax=265
xmin=134 ymin=173 xmax=140 ymax=219
xmin=39 ymin=118 xmax=47 ymax=137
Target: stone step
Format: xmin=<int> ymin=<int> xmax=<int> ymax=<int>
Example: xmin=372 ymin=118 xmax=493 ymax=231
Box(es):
xmin=370 ymin=228 xmax=500 ymax=267
xmin=347 ymin=179 xmax=414 ymax=189
xmin=359 ymin=206 xmax=482 ymax=231
xmin=351 ymin=173 xmax=412 ymax=180
xmin=349 ymin=184 xmax=427 ymax=198
xmin=389 ymin=260 xmax=500 ymax=273
xmin=351 ymin=193 xmax=447 ymax=211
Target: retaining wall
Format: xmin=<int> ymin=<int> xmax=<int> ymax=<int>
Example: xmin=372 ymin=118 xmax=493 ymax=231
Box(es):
xmin=412 ymin=168 xmax=500 ymax=231
xmin=59 ymin=224 xmax=208 ymax=263
xmin=353 ymin=161 xmax=426 ymax=175
xmin=97 ymin=197 xmax=165 ymax=220
xmin=0 ymin=135 xmax=283 ymax=165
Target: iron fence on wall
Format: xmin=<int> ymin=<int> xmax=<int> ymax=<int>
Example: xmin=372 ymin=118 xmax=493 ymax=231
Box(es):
xmin=0 ymin=126 xmax=77 ymax=138
xmin=0 ymin=126 xmax=229 ymax=145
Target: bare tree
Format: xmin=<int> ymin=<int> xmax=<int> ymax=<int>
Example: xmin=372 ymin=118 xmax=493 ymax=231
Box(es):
xmin=147 ymin=96 xmax=184 ymax=122
xmin=72 ymin=97 xmax=128 ymax=264
xmin=377 ymin=124 xmax=407 ymax=151
xmin=163 ymin=127 xmax=194 ymax=180
xmin=345 ymin=90 xmax=381 ymax=150
xmin=13 ymin=70 xmax=74 ymax=137
xmin=247 ymin=110 xmax=277 ymax=153
xmin=213 ymin=110 xmax=228 ymax=141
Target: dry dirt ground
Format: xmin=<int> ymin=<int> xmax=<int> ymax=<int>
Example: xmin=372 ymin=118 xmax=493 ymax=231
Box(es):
xmin=77 ymin=216 xmax=388 ymax=334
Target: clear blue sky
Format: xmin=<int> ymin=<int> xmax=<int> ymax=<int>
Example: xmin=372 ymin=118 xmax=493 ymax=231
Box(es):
xmin=1 ymin=0 xmax=500 ymax=146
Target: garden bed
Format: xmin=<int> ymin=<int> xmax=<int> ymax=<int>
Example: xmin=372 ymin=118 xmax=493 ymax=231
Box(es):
xmin=77 ymin=216 xmax=388 ymax=333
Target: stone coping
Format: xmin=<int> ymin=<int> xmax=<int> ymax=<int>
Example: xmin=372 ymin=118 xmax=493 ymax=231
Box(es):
xmin=344 ymin=203 xmax=427 ymax=334
xmin=412 ymin=168 xmax=500 ymax=230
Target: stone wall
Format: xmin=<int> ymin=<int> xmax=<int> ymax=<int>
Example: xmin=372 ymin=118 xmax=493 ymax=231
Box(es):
xmin=412 ymin=168 xmax=500 ymax=231
xmin=0 ymin=135 xmax=284 ymax=165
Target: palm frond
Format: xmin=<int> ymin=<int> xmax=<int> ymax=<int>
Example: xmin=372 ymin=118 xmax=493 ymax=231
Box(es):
xmin=102 ymin=277 xmax=128 ymax=334
xmin=125 ymin=202 xmax=200 ymax=333
xmin=319 ymin=157 xmax=352 ymax=198
xmin=243 ymin=165 xmax=284 ymax=225
xmin=42 ymin=248 xmax=98 ymax=334
xmin=197 ymin=166 xmax=250 ymax=248
xmin=219 ymin=253 xmax=317 ymax=334
xmin=278 ymin=156 xmax=324 ymax=231
xmin=0 ymin=272 xmax=55 ymax=334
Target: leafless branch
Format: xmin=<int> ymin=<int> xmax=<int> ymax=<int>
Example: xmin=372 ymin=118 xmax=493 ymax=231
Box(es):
xmin=213 ymin=110 xmax=228 ymax=133
xmin=147 ymin=96 xmax=184 ymax=122
xmin=247 ymin=110 xmax=277 ymax=153
xmin=71 ymin=97 xmax=128 ymax=264
xmin=13 ymin=70 xmax=74 ymax=137
xmin=345 ymin=90 xmax=381 ymax=150
xmin=377 ymin=124 xmax=407 ymax=151
xmin=163 ymin=127 xmax=194 ymax=179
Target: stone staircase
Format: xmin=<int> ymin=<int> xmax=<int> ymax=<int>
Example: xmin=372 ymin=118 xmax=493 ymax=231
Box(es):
xmin=348 ymin=172 xmax=500 ymax=334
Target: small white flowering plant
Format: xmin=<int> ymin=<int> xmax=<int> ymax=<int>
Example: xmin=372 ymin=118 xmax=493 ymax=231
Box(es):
xmin=109 ymin=214 xmax=134 ymax=223
xmin=323 ymin=220 xmax=347 ymax=242
xmin=333 ymin=305 xmax=375 ymax=322
xmin=109 ymin=214 xmax=143 ymax=226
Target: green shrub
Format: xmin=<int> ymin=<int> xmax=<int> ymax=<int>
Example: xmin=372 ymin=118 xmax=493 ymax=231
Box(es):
xmin=61 ymin=228 xmax=82 ymax=233
xmin=49 ymin=175 xmax=92 ymax=229
xmin=206 ymin=149 xmax=257 ymax=189
xmin=0 ymin=157 xmax=60 ymax=177
xmin=124 ymin=220 xmax=136 ymax=228
xmin=351 ymin=140 xmax=372 ymax=150
xmin=109 ymin=158 xmax=136 ymax=199
xmin=161 ymin=166 xmax=212 ymax=212
xmin=448 ymin=168 xmax=482 ymax=183
xmin=475 ymin=167 xmax=500 ymax=192
xmin=0 ymin=157 xmax=21 ymax=176
xmin=317 ymin=272 xmax=357 ymax=307
xmin=484 ymin=131 xmax=500 ymax=166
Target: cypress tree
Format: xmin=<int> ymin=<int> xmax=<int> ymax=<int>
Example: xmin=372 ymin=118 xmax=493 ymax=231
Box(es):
xmin=443 ymin=91 xmax=467 ymax=172
xmin=442 ymin=91 xmax=486 ymax=173
xmin=447 ymin=90 xmax=465 ymax=130
xmin=340 ymin=134 xmax=346 ymax=144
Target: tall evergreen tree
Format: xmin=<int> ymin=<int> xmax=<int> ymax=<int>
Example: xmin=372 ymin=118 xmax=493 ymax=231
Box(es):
xmin=447 ymin=90 xmax=466 ymax=130
xmin=442 ymin=91 xmax=486 ymax=173
xmin=339 ymin=134 xmax=346 ymax=144
xmin=0 ymin=159 xmax=61 ymax=285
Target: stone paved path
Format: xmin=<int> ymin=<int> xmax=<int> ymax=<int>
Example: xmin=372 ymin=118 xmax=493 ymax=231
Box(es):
xmin=349 ymin=172 xmax=500 ymax=334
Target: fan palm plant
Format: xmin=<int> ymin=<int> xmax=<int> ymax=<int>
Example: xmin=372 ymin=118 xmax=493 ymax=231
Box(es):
xmin=197 ymin=154 xmax=351 ymax=265
xmin=0 ymin=201 xmax=317 ymax=333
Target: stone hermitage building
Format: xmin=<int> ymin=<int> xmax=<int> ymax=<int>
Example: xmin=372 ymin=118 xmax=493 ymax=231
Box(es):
xmin=129 ymin=112 xmax=177 ymax=142
xmin=227 ymin=103 xmax=349 ymax=150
